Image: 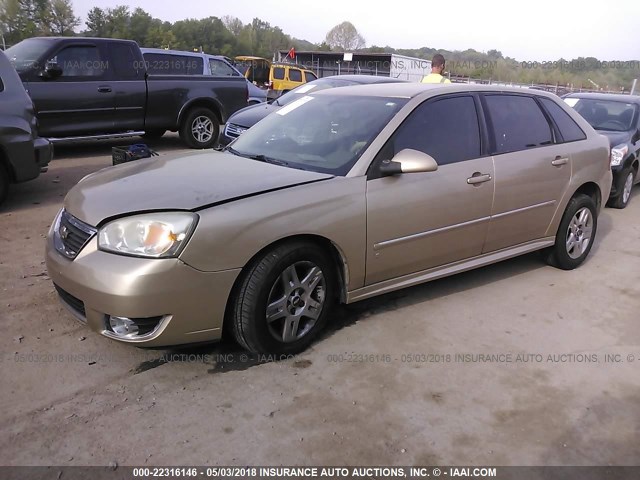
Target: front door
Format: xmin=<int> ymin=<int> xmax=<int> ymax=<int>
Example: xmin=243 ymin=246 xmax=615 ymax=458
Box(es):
xmin=366 ymin=94 xmax=495 ymax=285
xmin=26 ymin=42 xmax=115 ymax=137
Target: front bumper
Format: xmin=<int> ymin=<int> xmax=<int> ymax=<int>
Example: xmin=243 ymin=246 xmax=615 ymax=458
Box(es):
xmin=45 ymin=235 xmax=240 ymax=347
xmin=609 ymin=164 xmax=629 ymax=198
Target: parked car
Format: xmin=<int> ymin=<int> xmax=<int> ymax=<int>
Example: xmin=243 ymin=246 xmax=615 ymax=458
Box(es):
xmin=5 ymin=37 xmax=248 ymax=148
xmin=564 ymin=93 xmax=640 ymax=208
xmin=140 ymin=48 xmax=267 ymax=105
xmin=235 ymin=55 xmax=317 ymax=97
xmin=220 ymin=74 xmax=409 ymax=146
xmin=46 ymin=84 xmax=611 ymax=354
xmin=0 ymin=49 xmax=52 ymax=206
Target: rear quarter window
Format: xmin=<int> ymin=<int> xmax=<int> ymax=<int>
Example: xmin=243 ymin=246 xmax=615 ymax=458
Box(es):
xmin=539 ymin=97 xmax=587 ymax=142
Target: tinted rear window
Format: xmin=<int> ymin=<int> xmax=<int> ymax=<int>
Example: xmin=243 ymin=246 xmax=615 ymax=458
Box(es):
xmin=484 ymin=95 xmax=553 ymax=154
xmin=273 ymin=67 xmax=285 ymax=80
xmin=539 ymin=97 xmax=586 ymax=142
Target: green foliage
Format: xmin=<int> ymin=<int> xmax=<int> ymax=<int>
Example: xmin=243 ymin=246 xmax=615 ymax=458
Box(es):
xmin=1 ymin=0 xmax=637 ymax=90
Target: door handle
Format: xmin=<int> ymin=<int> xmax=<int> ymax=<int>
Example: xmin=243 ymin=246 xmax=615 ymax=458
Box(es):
xmin=552 ymin=156 xmax=568 ymax=166
xmin=467 ymin=173 xmax=492 ymax=185
xmin=97 ymin=86 xmax=112 ymax=93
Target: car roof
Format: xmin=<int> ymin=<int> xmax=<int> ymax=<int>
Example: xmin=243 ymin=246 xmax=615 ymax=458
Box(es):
xmin=310 ymin=82 xmax=566 ymax=99
xmin=564 ymin=92 xmax=640 ymax=104
xmin=141 ymin=48 xmax=204 ymax=57
xmin=317 ymin=74 xmax=408 ymax=84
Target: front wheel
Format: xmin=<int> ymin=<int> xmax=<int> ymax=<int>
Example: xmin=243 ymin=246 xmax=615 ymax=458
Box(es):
xmin=608 ymin=167 xmax=634 ymax=209
xmin=545 ymin=194 xmax=597 ymax=270
xmin=231 ymin=242 xmax=337 ymax=355
xmin=179 ymin=108 xmax=219 ymax=149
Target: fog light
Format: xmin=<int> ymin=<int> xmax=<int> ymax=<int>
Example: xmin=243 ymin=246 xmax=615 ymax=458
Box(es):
xmin=108 ymin=316 xmax=139 ymax=337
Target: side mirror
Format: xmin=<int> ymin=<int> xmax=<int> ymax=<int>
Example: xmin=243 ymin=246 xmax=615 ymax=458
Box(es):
xmin=379 ymin=149 xmax=439 ymax=176
xmin=41 ymin=62 xmax=63 ymax=79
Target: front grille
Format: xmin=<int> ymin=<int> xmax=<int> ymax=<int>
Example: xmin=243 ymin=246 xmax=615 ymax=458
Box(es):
xmin=224 ymin=123 xmax=247 ymax=138
xmin=54 ymin=283 xmax=86 ymax=318
xmin=54 ymin=209 xmax=97 ymax=259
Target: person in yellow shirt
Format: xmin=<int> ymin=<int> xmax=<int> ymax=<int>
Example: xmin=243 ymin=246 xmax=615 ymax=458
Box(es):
xmin=422 ymin=54 xmax=452 ymax=84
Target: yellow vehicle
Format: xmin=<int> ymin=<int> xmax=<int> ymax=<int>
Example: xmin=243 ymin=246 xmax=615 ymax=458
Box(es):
xmin=235 ymin=56 xmax=317 ymax=96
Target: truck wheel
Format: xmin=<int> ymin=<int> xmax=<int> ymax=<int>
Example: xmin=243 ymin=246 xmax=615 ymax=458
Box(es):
xmin=180 ymin=108 xmax=219 ymax=149
xmin=0 ymin=164 xmax=9 ymax=206
xmin=142 ymin=129 xmax=166 ymax=139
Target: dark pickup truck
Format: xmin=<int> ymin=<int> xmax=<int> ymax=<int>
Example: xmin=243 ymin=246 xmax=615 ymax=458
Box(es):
xmin=5 ymin=37 xmax=248 ymax=148
xmin=0 ymin=49 xmax=52 ymax=206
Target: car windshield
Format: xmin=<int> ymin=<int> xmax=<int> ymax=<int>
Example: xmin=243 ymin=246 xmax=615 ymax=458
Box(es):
xmin=564 ymin=98 xmax=638 ymax=132
xmin=275 ymin=79 xmax=356 ymax=106
xmin=5 ymin=38 xmax=52 ymax=73
xmin=230 ymin=94 xmax=407 ymax=176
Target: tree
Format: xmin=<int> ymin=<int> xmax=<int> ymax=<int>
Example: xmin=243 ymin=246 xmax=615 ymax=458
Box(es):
xmin=222 ymin=15 xmax=243 ymax=36
xmin=85 ymin=6 xmax=108 ymax=37
xmin=49 ymin=0 xmax=79 ymax=35
xmin=324 ymin=21 xmax=365 ymax=51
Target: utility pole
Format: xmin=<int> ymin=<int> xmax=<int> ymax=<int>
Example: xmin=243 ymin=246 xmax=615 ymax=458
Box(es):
xmin=631 ymin=79 xmax=638 ymax=96
xmin=1 ymin=32 xmax=6 ymax=51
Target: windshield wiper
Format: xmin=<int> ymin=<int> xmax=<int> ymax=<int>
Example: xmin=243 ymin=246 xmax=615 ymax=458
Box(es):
xmin=225 ymin=147 xmax=289 ymax=166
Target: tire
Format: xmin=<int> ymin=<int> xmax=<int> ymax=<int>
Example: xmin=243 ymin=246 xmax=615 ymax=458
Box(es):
xmin=142 ymin=129 xmax=166 ymax=139
xmin=545 ymin=194 xmax=597 ymax=270
xmin=0 ymin=163 xmax=8 ymax=206
xmin=179 ymin=108 xmax=219 ymax=149
xmin=231 ymin=241 xmax=338 ymax=355
xmin=608 ymin=167 xmax=634 ymax=209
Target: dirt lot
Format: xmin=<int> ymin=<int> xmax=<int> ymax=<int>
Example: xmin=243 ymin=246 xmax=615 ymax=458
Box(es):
xmin=1 ymin=135 xmax=639 ymax=467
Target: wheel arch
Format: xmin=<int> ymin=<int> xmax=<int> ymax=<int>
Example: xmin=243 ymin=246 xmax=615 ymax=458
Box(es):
xmin=571 ymin=181 xmax=602 ymax=211
xmin=177 ymin=98 xmax=223 ymax=128
xmin=221 ymin=234 xmax=349 ymax=339
xmin=0 ymin=145 xmax=16 ymax=183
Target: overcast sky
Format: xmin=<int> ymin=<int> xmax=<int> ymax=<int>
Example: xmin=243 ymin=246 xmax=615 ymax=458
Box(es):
xmin=72 ymin=0 xmax=640 ymax=60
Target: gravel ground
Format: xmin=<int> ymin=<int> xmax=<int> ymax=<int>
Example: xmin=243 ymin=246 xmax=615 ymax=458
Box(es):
xmin=1 ymin=135 xmax=639 ymax=467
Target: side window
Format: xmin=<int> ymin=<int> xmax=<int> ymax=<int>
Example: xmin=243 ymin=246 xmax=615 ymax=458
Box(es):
xmin=49 ymin=45 xmax=106 ymax=78
xmin=305 ymin=71 xmax=317 ymax=82
xmin=144 ymin=54 xmax=203 ymax=75
xmin=377 ymin=96 xmax=481 ymax=167
xmin=289 ymin=69 xmax=302 ymax=82
xmin=272 ymin=67 xmax=285 ymax=80
xmin=539 ymin=97 xmax=587 ymax=143
xmin=484 ymin=95 xmax=553 ymax=154
xmin=110 ymin=43 xmax=143 ymax=79
xmin=209 ymin=59 xmax=238 ymax=77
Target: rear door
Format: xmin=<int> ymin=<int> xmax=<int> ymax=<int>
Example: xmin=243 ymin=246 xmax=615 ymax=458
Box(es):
xmin=365 ymin=94 xmax=494 ymax=284
xmin=109 ymin=41 xmax=147 ymax=132
xmin=481 ymin=94 xmax=573 ymax=252
xmin=27 ymin=41 xmax=115 ymax=136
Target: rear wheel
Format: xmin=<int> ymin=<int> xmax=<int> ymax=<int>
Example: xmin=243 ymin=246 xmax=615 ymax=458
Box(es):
xmin=231 ymin=241 xmax=337 ymax=355
xmin=545 ymin=194 xmax=597 ymax=270
xmin=179 ymin=108 xmax=219 ymax=149
xmin=608 ymin=167 xmax=634 ymax=209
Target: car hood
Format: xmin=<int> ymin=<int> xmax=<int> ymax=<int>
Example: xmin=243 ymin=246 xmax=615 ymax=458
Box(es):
xmin=64 ymin=151 xmax=333 ymax=226
xmin=598 ymin=130 xmax=631 ymax=147
xmin=227 ymin=102 xmax=280 ymax=128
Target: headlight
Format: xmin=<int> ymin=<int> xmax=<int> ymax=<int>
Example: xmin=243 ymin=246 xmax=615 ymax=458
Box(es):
xmin=98 ymin=212 xmax=198 ymax=258
xmin=610 ymin=144 xmax=628 ymax=166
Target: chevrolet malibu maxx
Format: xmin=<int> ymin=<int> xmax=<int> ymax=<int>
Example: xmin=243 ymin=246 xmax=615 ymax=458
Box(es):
xmin=46 ymin=84 xmax=612 ymax=354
